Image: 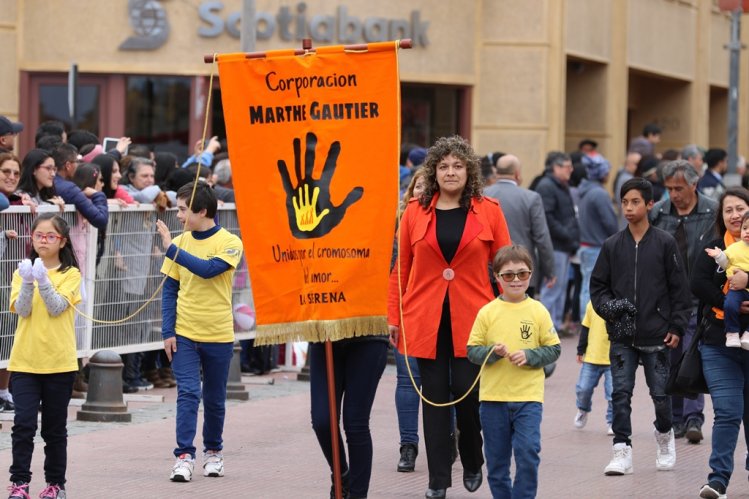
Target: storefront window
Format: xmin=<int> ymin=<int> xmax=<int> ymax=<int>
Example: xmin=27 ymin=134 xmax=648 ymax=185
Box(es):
xmin=39 ymin=84 xmax=100 ymax=136
xmin=401 ymin=85 xmax=461 ymax=147
xmin=125 ymin=76 xmax=190 ymax=159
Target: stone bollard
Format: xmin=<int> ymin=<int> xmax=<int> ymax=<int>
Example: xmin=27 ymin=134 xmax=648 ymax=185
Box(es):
xmin=77 ymin=351 xmax=132 ymax=422
xmin=226 ymin=342 xmax=250 ymax=401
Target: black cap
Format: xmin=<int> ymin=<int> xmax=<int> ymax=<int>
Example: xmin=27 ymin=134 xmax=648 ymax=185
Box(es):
xmin=578 ymin=138 xmax=598 ymax=150
xmin=0 ymin=116 xmax=23 ymax=136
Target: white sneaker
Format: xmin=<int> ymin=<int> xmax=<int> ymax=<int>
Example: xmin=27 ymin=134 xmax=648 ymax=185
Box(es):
xmin=654 ymin=428 xmax=676 ymax=470
xmin=203 ymin=451 xmax=224 ymax=477
xmin=741 ymin=331 xmax=749 ymax=350
xmin=607 ymin=425 xmax=614 ymax=436
xmin=574 ymin=410 xmax=588 ymax=429
xmin=726 ymin=332 xmax=741 ymax=348
xmin=170 ymin=453 xmax=195 ymax=482
xmin=604 ymin=443 xmax=633 ymax=475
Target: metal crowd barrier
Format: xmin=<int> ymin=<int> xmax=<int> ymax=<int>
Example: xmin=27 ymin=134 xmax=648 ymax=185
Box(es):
xmin=0 ymin=203 xmax=262 ymax=369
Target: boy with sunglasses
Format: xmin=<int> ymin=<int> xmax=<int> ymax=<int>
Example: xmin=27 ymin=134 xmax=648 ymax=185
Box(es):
xmin=467 ymin=245 xmax=561 ymax=499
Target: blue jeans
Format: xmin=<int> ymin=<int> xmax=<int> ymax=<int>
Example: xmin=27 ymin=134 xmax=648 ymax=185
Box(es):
xmin=724 ymin=289 xmax=749 ymax=334
xmin=480 ymin=401 xmax=542 ymax=499
xmin=393 ymin=347 xmax=421 ymax=445
xmin=171 ymin=336 xmax=234 ymax=458
xmin=309 ymin=340 xmax=387 ymax=498
xmin=578 ymin=246 xmax=601 ymax=320
xmin=540 ymin=251 xmax=570 ymax=330
xmin=609 ymin=343 xmax=672 ymax=446
xmin=10 ymin=371 xmax=76 ymax=486
xmin=575 ymin=362 xmax=613 ymax=425
xmin=701 ymin=344 xmax=749 ymax=489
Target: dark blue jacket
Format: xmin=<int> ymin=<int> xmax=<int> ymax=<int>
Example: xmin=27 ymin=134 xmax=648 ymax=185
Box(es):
xmin=53 ymin=176 xmax=108 ymax=230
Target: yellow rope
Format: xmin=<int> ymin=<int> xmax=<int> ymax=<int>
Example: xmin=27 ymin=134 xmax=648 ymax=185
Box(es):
xmin=62 ymin=56 xmax=220 ymax=324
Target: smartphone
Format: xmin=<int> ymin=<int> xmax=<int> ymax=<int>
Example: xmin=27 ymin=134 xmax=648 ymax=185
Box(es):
xmin=102 ymin=137 xmax=127 ymax=156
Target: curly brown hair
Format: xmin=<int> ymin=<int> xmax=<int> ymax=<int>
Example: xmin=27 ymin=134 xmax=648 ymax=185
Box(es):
xmin=419 ymin=136 xmax=484 ymax=210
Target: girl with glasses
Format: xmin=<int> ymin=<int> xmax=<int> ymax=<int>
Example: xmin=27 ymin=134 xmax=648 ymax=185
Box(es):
xmin=6 ymin=213 xmax=80 ymax=499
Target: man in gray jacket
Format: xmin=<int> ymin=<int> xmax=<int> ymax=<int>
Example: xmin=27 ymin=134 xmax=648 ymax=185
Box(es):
xmin=484 ymin=154 xmax=556 ymax=296
xmin=650 ymin=159 xmax=718 ymax=444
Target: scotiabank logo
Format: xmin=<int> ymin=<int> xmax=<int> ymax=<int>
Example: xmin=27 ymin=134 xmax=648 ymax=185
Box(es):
xmin=120 ymin=0 xmax=170 ymax=51
xmin=198 ymin=2 xmax=430 ymax=46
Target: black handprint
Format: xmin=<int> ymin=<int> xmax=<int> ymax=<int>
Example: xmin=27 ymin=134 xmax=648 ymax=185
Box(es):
xmin=520 ymin=324 xmax=532 ymax=340
xmin=277 ymin=132 xmax=364 ymax=239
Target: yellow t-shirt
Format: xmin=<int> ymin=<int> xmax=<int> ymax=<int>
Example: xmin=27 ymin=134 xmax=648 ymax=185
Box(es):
xmin=467 ymin=297 xmax=560 ymax=403
xmin=9 ymin=267 xmax=81 ymax=374
xmin=161 ymin=228 xmax=243 ymax=343
xmin=723 ymin=240 xmax=749 ymax=277
xmin=581 ymin=302 xmax=610 ymax=366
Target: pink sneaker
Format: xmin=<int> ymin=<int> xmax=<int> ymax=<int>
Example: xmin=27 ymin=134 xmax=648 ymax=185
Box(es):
xmin=6 ymin=482 xmax=29 ymax=499
xmin=37 ymin=484 xmax=65 ymax=499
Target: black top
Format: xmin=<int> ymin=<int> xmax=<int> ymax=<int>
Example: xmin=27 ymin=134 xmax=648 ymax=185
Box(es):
xmin=436 ymin=207 xmax=467 ymax=264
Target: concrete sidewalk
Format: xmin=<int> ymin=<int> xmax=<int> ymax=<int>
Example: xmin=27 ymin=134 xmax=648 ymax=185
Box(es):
xmin=0 ymin=335 xmax=746 ymax=498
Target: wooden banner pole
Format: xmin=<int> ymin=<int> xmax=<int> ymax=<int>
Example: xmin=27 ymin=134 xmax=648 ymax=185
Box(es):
xmin=203 ymin=38 xmax=412 ymax=63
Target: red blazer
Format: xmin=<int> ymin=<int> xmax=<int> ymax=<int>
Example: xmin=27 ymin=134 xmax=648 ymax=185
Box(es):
xmin=388 ymin=194 xmax=511 ymax=359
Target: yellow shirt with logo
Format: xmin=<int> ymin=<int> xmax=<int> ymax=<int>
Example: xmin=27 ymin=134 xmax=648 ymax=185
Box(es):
xmin=9 ymin=267 xmax=81 ymax=374
xmin=581 ymin=302 xmax=610 ymax=366
xmin=467 ymin=297 xmax=559 ymax=403
xmin=161 ymin=228 xmax=243 ymax=343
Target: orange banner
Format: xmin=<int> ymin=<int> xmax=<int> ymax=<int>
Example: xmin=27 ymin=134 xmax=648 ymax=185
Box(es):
xmin=217 ymin=42 xmax=400 ymax=345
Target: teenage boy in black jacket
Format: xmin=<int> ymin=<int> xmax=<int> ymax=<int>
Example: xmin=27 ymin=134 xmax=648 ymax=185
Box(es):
xmin=590 ymin=178 xmax=691 ymax=477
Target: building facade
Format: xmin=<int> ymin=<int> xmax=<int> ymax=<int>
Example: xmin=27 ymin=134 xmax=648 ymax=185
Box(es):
xmin=0 ymin=0 xmax=746 ymax=176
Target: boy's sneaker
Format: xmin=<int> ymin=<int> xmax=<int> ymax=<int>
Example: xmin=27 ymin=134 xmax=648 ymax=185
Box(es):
xmin=604 ymin=443 xmax=633 ymax=475
xmin=699 ymin=480 xmax=727 ymax=499
xmin=726 ymin=332 xmax=741 ymax=348
xmin=38 ymin=484 xmax=65 ymax=499
xmin=203 ymin=451 xmax=224 ymax=477
xmin=6 ymin=482 xmax=29 ymax=499
xmin=655 ymin=428 xmax=676 ymax=470
xmin=574 ymin=410 xmax=588 ymax=429
xmin=741 ymin=331 xmax=749 ymax=350
xmin=170 ymin=453 xmax=195 ymax=482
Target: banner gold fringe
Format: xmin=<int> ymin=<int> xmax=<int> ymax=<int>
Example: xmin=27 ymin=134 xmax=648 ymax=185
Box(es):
xmin=254 ymin=316 xmax=387 ymax=346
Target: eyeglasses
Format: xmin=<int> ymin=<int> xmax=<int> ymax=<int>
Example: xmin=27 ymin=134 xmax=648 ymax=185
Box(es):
xmin=32 ymin=232 xmax=63 ymax=243
xmin=497 ymin=270 xmax=532 ymax=282
xmin=0 ymin=169 xmax=20 ymax=178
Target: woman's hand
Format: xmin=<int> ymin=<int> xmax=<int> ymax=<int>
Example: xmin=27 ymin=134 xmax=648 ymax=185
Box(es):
xmin=730 ymin=269 xmax=749 ymax=291
xmin=116 ymin=137 xmax=132 ymax=155
xmin=388 ymin=325 xmax=399 ymax=348
xmin=50 ymin=196 xmax=65 ymax=211
xmin=3 ymin=229 xmax=17 ymax=240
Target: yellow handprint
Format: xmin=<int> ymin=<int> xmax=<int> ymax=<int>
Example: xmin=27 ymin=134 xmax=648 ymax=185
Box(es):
xmin=292 ymin=184 xmax=330 ymax=232
xmin=277 ymin=132 xmax=364 ymax=239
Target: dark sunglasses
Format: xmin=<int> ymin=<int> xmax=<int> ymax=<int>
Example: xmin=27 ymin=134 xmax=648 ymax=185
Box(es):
xmin=497 ymin=270 xmax=532 ymax=282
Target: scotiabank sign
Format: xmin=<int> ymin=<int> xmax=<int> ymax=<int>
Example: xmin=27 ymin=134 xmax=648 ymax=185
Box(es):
xmin=198 ymin=1 xmax=429 ymax=46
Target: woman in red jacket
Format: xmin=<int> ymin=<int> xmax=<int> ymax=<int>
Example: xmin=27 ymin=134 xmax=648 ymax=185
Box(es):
xmin=388 ymin=135 xmax=511 ymax=499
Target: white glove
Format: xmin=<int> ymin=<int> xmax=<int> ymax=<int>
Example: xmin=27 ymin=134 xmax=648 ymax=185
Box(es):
xmin=17 ymin=259 xmax=33 ymax=283
xmin=32 ymin=258 xmax=50 ymax=286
